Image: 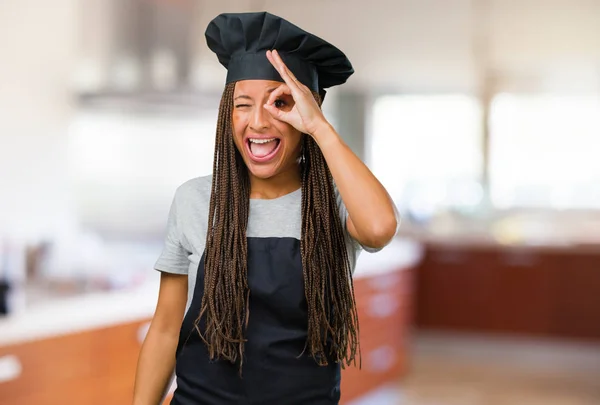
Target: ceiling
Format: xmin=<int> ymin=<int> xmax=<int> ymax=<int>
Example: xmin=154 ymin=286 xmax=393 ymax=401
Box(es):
xmin=75 ymin=0 xmax=600 ymax=97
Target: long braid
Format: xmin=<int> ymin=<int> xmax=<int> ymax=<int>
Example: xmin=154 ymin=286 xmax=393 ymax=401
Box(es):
xmin=301 ymin=93 xmax=360 ymax=366
xmin=196 ymin=83 xmax=250 ymax=368
xmin=195 ymin=83 xmax=360 ymax=372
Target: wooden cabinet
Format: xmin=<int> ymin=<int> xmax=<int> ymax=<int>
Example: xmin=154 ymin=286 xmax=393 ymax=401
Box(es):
xmin=415 ymin=246 xmax=501 ymax=331
xmin=415 ymin=243 xmax=600 ymax=340
xmin=0 ymin=320 xmax=148 ymax=405
xmin=551 ymin=251 xmax=600 ymax=338
xmin=341 ymin=268 xmax=413 ymax=402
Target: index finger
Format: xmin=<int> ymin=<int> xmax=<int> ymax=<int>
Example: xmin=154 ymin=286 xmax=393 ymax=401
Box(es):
xmin=266 ymin=83 xmax=292 ymax=107
xmin=266 ymin=50 xmax=302 ymax=91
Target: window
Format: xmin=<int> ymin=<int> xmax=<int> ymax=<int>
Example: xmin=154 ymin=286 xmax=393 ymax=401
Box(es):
xmin=69 ymin=109 xmax=217 ymax=234
xmin=490 ymin=94 xmax=600 ymax=209
xmin=370 ymin=95 xmax=483 ymax=219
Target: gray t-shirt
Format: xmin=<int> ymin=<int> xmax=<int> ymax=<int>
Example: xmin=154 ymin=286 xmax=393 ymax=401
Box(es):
xmin=154 ymin=175 xmax=379 ymax=307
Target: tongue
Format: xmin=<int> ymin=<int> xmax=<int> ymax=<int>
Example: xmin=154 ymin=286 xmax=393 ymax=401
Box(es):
xmin=250 ymin=140 xmax=278 ymax=158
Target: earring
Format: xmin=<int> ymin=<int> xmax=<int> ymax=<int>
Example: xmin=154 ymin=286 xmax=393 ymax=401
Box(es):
xmin=297 ymin=143 xmax=306 ymax=165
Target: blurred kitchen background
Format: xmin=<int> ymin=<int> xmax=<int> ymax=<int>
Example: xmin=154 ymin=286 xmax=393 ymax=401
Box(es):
xmin=1 ymin=0 xmax=600 ymax=404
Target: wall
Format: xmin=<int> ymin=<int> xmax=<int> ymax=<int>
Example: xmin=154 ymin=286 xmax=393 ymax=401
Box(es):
xmin=0 ymin=1 xmax=79 ymax=241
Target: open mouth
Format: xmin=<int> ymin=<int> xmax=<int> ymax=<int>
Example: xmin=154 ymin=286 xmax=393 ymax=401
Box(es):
xmin=246 ymin=137 xmax=282 ymax=162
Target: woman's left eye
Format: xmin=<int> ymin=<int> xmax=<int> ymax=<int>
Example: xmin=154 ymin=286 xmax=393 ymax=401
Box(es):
xmin=274 ymin=99 xmax=286 ymax=108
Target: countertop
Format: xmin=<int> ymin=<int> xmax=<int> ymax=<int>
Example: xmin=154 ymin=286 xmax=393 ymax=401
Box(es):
xmin=0 ymin=238 xmax=423 ymax=347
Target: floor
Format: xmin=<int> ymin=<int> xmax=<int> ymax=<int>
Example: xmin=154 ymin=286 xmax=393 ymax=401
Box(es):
xmin=397 ymin=331 xmax=600 ymax=405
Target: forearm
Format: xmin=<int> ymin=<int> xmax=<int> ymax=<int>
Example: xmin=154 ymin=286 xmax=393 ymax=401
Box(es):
xmin=313 ymin=123 xmax=398 ymax=248
xmin=133 ymin=327 xmax=179 ymax=405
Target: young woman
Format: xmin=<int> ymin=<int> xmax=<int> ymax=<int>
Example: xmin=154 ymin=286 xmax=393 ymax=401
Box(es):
xmin=133 ymin=11 xmax=399 ymax=405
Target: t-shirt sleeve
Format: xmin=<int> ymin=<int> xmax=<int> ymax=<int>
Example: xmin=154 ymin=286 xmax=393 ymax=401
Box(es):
xmin=154 ymin=186 xmax=190 ymax=275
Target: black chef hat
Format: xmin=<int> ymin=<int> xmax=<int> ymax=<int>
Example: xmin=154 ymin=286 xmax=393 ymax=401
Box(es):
xmin=205 ymin=12 xmax=354 ymax=99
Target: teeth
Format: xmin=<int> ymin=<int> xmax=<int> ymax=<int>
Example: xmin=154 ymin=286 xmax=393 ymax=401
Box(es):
xmin=249 ymin=138 xmax=276 ymax=144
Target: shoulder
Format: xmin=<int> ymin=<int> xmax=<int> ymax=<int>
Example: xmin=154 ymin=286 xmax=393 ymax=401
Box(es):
xmin=168 ymin=175 xmax=213 ymax=227
xmin=173 ymin=174 xmax=213 ymax=204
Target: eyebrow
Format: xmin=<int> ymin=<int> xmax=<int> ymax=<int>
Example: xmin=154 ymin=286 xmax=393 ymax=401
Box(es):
xmin=234 ymin=87 xmax=279 ymax=101
xmin=234 ymin=95 xmax=252 ymax=101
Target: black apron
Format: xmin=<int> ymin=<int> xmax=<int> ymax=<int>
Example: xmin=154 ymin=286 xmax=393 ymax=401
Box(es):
xmin=171 ymin=237 xmax=341 ymax=405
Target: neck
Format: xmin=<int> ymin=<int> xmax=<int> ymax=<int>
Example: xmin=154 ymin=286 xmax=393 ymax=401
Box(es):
xmin=249 ymin=166 xmax=301 ymax=200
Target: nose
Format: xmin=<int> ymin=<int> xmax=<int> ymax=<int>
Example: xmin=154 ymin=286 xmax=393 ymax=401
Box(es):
xmin=249 ymin=104 xmax=270 ymax=132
